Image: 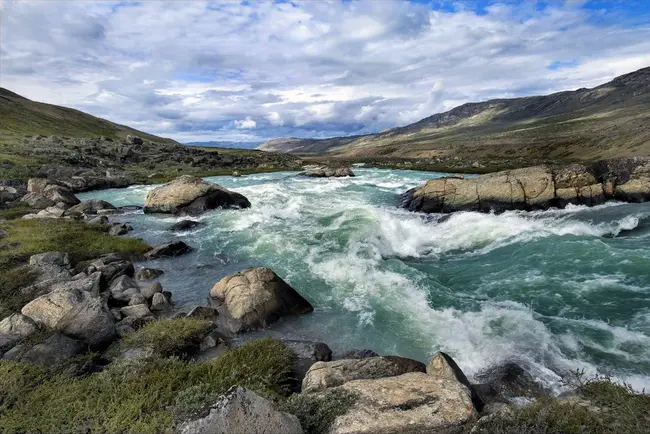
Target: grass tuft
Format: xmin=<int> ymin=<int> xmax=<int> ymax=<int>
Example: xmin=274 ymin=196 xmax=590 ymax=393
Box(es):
xmin=281 ymin=389 xmax=358 ymax=434
xmin=120 ymin=317 xmax=214 ymax=358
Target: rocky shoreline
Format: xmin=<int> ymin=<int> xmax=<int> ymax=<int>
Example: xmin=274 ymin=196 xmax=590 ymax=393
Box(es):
xmin=1 ymin=171 xmax=649 ymax=433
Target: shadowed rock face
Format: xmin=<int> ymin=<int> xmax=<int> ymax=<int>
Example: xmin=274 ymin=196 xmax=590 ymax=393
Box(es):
xmin=144 ymin=175 xmax=250 ymax=215
xmin=400 ymin=158 xmax=650 ymax=213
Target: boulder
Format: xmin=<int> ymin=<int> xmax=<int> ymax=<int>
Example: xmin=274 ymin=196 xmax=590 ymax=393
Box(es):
xmin=143 ymin=175 xmax=251 ymax=215
xmin=169 ymin=219 xmax=202 ymax=231
xmin=18 ymin=333 xmax=86 ymax=368
xmin=209 ymin=267 xmax=313 ymax=333
xmin=29 ymin=252 xmax=72 ymax=281
xmin=64 ymin=199 xmax=116 ymax=216
xmin=302 ymin=356 xmax=426 ymax=393
xmin=150 ymin=292 xmax=171 ymax=311
xmin=55 ymin=296 xmax=117 ymax=348
xmin=0 ymin=333 xmax=17 ymax=356
xmin=29 ymin=205 xmax=67 ymax=219
xmin=0 ymin=313 xmax=38 ymax=339
xmin=120 ymin=304 xmax=153 ymax=319
xmin=302 ymin=167 xmax=355 ymax=178
xmin=87 ymin=256 xmax=134 ymax=284
xmin=135 ymin=267 xmax=164 ymax=281
xmin=178 ymin=386 xmax=303 ymax=434
xmin=472 ymin=362 xmax=546 ymax=404
xmin=141 ymin=282 xmax=163 ymax=300
xmin=145 ymin=241 xmax=192 ymax=259
xmin=109 ymin=275 xmax=141 ymax=303
xmin=27 ymin=178 xmax=51 ymax=194
xmin=322 ymin=373 xmax=477 ymax=434
xmin=283 ymin=340 xmax=333 ymax=389
xmin=20 ymin=192 xmax=55 ymax=209
xmin=42 ymin=184 xmax=80 ymax=207
xmin=128 ymin=294 xmax=147 ymax=306
xmin=126 ymin=135 xmax=143 ymax=145
xmin=427 ymin=352 xmax=484 ymax=412
xmin=109 ymin=223 xmax=132 ymax=236
xmin=21 ymin=287 xmax=116 ymax=348
xmin=86 ymin=215 xmax=109 ymax=225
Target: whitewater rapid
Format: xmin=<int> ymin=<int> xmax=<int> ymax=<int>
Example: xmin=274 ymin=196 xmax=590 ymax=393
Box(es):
xmin=79 ymin=168 xmax=650 ymax=392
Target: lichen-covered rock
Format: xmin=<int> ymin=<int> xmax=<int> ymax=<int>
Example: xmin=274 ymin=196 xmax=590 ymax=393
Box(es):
xmin=109 ymin=275 xmax=141 ymax=303
xmin=427 ymin=352 xmax=484 ymax=411
xmin=302 ymin=356 xmax=426 ymax=393
xmin=135 ymin=267 xmax=165 ymax=281
xmin=120 ymin=304 xmax=154 ymax=319
xmin=150 ymin=292 xmax=171 ymax=311
xmin=0 ymin=314 xmax=38 ymax=339
xmin=144 ymin=175 xmax=250 ymax=215
xmin=179 ymin=386 xmax=303 ymax=434
xmin=209 ymin=267 xmax=313 ymax=333
xmin=324 ymin=372 xmax=477 ymax=434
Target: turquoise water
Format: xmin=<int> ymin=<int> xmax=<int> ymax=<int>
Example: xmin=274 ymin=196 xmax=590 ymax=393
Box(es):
xmin=79 ymin=168 xmax=650 ymax=391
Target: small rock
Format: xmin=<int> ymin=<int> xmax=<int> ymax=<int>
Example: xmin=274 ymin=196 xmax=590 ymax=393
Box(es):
xmin=169 ymin=220 xmax=202 ymax=231
xmin=135 ymin=267 xmax=164 ymax=281
xmin=145 ymin=241 xmax=192 ymax=259
xmin=109 ymin=223 xmax=133 ymax=236
xmin=120 ymin=304 xmax=153 ymax=319
xmin=150 ymin=292 xmax=170 ymax=311
xmin=141 ymin=282 xmax=163 ymax=300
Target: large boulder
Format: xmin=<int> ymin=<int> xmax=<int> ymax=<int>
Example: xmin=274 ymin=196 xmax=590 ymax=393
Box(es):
xmin=302 ymin=167 xmax=355 ymax=178
xmin=302 ymin=356 xmax=426 ymax=393
xmin=179 ymin=386 xmax=303 ymax=434
xmin=64 ymin=199 xmax=116 ymax=216
xmin=21 ymin=178 xmax=79 ymax=209
xmin=143 ymin=175 xmax=250 ymax=215
xmin=209 ymin=267 xmax=313 ymax=333
xmin=16 ymin=333 xmax=86 ymax=368
xmin=427 ymin=352 xmax=484 ymax=412
xmin=21 ymin=287 xmax=116 ymax=348
xmin=321 ymin=372 xmax=477 ymax=434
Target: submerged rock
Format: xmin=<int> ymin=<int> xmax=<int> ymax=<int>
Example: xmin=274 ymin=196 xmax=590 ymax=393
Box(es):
xmin=145 ymin=241 xmax=192 ymax=259
xmin=143 ymin=175 xmax=250 ymax=215
xmin=179 ymin=386 xmax=303 ymax=434
xmin=209 ymin=267 xmax=313 ymax=333
xmin=169 ymin=219 xmax=202 ymax=231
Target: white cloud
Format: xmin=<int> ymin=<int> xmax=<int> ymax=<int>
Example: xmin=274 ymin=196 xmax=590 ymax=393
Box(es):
xmin=234 ymin=116 xmax=256 ymax=129
xmin=0 ymin=1 xmax=649 ymax=142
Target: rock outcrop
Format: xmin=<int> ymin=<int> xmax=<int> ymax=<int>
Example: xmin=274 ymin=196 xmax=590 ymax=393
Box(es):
xmin=143 ymin=175 xmax=250 ymax=215
xmin=302 ymin=356 xmax=426 ymax=393
xmin=400 ymin=158 xmax=650 ymax=213
xmin=179 ymin=386 xmax=303 ymax=434
xmin=209 ymin=267 xmax=313 ymax=333
xmin=301 ymin=167 xmax=355 ymax=178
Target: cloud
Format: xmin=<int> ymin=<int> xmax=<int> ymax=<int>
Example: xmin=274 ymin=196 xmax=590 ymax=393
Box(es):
xmin=1 ymin=0 xmax=650 ymax=143
xmin=234 ymin=116 xmax=256 ymax=129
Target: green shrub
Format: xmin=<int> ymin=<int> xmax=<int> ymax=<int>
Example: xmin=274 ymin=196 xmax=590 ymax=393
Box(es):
xmin=281 ymin=389 xmax=358 ymax=434
xmin=0 ymin=338 xmax=295 ymax=434
xmin=121 ymin=317 xmax=214 ymax=358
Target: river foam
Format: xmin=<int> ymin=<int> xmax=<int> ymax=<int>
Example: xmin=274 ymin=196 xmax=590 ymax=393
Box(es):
xmin=79 ymin=168 xmax=650 ymax=392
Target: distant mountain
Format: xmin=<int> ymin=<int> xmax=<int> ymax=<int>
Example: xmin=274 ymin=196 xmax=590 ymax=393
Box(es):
xmin=185 ymin=141 xmax=261 ymax=149
xmin=0 ymin=87 xmax=177 ymax=144
xmin=259 ymin=66 xmax=650 ymax=161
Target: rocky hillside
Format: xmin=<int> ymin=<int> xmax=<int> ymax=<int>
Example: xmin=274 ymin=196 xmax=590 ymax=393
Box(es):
xmin=0 ymin=88 xmax=302 ymax=191
xmin=259 ymin=66 xmax=650 ymax=162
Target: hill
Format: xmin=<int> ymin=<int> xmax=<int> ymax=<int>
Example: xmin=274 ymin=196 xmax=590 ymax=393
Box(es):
xmin=259 ymin=66 xmax=650 ymax=162
xmin=0 ymin=88 xmax=301 ymax=186
xmin=185 ymin=141 xmax=262 ymax=150
xmin=0 ymin=88 xmax=177 ymax=144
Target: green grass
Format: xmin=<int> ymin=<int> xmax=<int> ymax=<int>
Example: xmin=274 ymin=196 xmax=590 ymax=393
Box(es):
xmin=0 ymin=204 xmax=32 ymax=220
xmin=281 ymin=389 xmax=358 ymax=434
xmin=468 ymin=379 xmax=650 ymax=434
xmin=0 ymin=266 xmax=38 ymax=319
xmin=0 ymin=338 xmax=296 ymax=434
xmin=120 ymin=318 xmax=215 ymax=358
xmin=0 ymin=219 xmax=150 ymax=267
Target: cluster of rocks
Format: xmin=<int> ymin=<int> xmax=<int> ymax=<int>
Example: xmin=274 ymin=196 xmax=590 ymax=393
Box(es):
xmin=0 ymin=251 xmax=174 ymax=364
xmin=300 ymin=166 xmax=355 ymax=178
xmin=401 ymin=157 xmax=650 ymax=213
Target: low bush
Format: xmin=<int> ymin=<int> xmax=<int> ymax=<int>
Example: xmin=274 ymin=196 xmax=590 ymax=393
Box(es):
xmin=281 ymin=389 xmax=358 ymax=434
xmin=0 ymin=338 xmax=295 ymax=434
xmin=120 ymin=317 xmax=214 ymax=358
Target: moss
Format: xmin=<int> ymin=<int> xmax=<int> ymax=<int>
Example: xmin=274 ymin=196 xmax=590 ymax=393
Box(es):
xmin=0 ymin=219 xmax=150 ymax=267
xmin=120 ymin=317 xmax=214 ymax=358
xmin=281 ymin=389 xmax=358 ymax=434
xmin=0 ymin=338 xmax=296 ymax=434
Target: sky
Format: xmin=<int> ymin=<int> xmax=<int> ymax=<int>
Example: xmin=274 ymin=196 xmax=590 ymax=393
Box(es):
xmin=1 ymin=1 xmax=650 ymax=144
